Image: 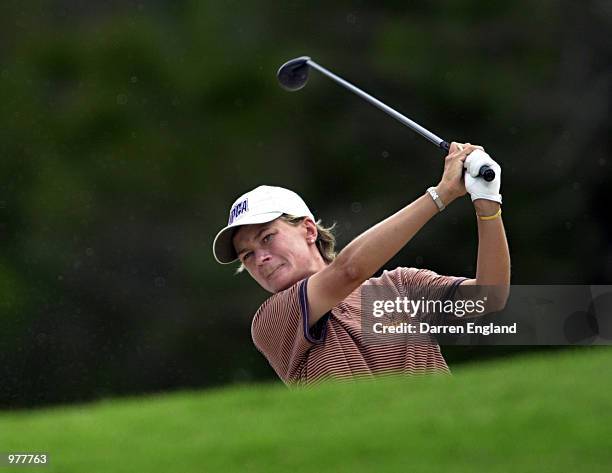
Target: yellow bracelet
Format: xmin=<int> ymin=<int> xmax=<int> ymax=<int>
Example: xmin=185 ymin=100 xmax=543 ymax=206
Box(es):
xmin=478 ymin=208 xmax=502 ymax=221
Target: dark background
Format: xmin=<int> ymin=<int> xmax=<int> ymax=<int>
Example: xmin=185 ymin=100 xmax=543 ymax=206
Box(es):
xmin=1 ymin=0 xmax=610 ymax=408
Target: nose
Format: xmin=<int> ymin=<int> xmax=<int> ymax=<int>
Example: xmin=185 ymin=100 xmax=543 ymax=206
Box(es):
xmin=254 ymin=248 xmax=271 ymax=267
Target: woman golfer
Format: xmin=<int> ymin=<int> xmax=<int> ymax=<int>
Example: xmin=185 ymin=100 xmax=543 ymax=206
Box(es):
xmin=213 ymin=143 xmax=510 ymax=386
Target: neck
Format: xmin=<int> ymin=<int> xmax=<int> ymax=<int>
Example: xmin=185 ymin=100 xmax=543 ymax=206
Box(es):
xmin=308 ymin=249 xmax=329 ymax=275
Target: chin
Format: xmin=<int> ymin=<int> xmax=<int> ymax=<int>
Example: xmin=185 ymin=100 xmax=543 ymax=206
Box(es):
xmin=270 ymin=279 xmax=295 ymax=294
xmin=269 ymin=270 xmax=301 ymax=294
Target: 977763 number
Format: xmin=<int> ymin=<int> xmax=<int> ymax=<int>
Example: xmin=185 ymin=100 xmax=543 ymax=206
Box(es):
xmin=4 ymin=453 xmax=48 ymax=466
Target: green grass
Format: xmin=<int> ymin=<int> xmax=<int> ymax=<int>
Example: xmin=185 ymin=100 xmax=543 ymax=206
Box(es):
xmin=2 ymin=348 xmax=611 ymax=472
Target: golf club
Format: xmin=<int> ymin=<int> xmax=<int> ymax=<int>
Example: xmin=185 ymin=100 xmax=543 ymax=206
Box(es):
xmin=277 ymin=56 xmax=495 ymax=182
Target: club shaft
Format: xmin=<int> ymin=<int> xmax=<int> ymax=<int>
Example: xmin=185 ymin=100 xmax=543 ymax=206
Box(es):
xmin=307 ymin=59 xmax=445 ymax=148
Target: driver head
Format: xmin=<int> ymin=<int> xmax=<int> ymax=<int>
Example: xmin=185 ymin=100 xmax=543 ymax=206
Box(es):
xmin=277 ymin=56 xmax=311 ymax=91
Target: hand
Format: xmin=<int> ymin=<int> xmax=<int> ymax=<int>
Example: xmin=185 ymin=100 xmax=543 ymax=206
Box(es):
xmin=464 ymin=149 xmax=502 ymax=205
xmin=436 ymin=142 xmax=483 ymax=205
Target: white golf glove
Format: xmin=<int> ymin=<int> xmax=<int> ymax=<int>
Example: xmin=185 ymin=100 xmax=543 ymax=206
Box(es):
xmin=464 ymin=149 xmax=502 ymax=204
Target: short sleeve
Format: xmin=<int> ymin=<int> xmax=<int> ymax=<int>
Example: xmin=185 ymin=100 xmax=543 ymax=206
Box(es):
xmin=388 ymin=267 xmax=466 ymax=324
xmin=251 ymin=278 xmax=327 ymax=383
xmin=396 ymin=267 xmax=467 ymax=303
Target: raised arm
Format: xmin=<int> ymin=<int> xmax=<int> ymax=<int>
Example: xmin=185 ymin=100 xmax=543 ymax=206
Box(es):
xmin=306 ymin=142 xmax=482 ymax=327
xmin=457 ymin=147 xmax=510 ymax=310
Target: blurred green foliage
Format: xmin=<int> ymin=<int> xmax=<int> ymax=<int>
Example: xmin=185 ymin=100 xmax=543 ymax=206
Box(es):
xmin=0 ymin=0 xmax=610 ymax=407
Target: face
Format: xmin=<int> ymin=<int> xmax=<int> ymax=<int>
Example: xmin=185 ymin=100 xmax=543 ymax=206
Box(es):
xmin=232 ymin=218 xmax=323 ymax=293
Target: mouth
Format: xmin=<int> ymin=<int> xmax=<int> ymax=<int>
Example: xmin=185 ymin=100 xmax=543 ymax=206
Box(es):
xmin=265 ymin=264 xmax=284 ymax=280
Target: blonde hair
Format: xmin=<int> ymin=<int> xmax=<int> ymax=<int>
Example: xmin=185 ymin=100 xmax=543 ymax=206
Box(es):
xmin=234 ymin=214 xmax=337 ymax=274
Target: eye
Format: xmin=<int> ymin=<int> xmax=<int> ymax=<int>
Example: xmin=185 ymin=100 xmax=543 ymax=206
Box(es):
xmin=242 ymin=251 xmax=253 ymax=262
xmin=262 ymin=233 xmax=274 ymax=244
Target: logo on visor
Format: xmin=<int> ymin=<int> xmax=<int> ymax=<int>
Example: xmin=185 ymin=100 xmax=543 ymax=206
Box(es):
xmin=228 ymin=198 xmax=249 ymax=225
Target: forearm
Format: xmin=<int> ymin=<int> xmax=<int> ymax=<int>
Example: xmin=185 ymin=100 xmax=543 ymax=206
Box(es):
xmin=473 ymin=201 xmax=510 ymax=286
xmin=462 ymin=200 xmax=511 ymax=311
xmin=475 ymin=220 xmax=510 ymax=285
xmin=334 ymin=193 xmax=439 ymax=281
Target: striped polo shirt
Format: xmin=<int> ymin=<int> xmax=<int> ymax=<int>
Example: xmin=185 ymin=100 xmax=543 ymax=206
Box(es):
xmin=251 ymin=267 xmax=467 ymax=386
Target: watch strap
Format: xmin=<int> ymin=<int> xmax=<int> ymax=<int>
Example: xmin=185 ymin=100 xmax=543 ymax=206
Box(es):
xmin=427 ymin=186 xmax=446 ymax=212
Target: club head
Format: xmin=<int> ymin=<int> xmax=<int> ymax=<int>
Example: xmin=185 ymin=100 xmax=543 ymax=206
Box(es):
xmin=277 ymin=56 xmax=311 ymax=91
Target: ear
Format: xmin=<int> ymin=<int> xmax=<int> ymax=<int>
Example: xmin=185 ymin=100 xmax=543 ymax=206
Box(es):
xmin=302 ymin=217 xmax=318 ymax=244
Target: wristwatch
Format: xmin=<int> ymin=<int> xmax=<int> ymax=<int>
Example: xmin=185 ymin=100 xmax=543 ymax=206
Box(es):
xmin=426 ymin=186 xmax=445 ymax=212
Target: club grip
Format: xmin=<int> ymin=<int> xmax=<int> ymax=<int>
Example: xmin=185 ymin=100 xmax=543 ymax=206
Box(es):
xmin=440 ymin=141 xmax=496 ymax=181
xmin=478 ymin=165 xmax=495 ymax=182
